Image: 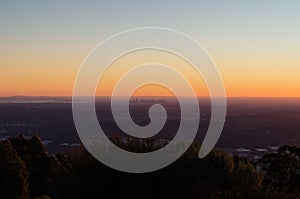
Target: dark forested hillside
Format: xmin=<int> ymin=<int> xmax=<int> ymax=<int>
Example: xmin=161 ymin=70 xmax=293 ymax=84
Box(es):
xmin=0 ymin=135 xmax=299 ymax=199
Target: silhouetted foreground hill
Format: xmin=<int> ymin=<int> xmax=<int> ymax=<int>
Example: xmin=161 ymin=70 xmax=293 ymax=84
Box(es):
xmin=0 ymin=135 xmax=299 ymax=199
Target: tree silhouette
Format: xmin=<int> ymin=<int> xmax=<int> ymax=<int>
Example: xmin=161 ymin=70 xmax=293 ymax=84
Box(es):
xmin=0 ymin=140 xmax=29 ymax=199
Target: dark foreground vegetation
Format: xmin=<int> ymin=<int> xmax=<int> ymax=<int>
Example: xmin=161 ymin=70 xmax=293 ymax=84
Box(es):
xmin=0 ymin=135 xmax=300 ymax=199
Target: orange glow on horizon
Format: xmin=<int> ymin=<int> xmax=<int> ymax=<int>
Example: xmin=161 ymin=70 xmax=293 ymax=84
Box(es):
xmin=1 ymin=50 xmax=300 ymax=97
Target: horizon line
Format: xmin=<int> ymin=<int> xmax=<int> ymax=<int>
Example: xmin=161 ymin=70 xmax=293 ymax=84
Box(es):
xmin=1 ymin=95 xmax=300 ymax=98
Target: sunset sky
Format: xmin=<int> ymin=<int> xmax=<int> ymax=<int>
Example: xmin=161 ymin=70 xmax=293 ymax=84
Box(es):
xmin=1 ymin=0 xmax=299 ymax=97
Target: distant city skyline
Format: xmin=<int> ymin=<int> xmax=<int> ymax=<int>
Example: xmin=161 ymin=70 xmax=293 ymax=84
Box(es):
xmin=1 ymin=1 xmax=299 ymax=97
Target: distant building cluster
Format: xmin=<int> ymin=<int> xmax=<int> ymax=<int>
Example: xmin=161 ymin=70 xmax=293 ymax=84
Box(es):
xmin=130 ymin=97 xmax=167 ymax=104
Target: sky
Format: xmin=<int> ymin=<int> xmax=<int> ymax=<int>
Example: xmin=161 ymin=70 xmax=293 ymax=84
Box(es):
xmin=0 ymin=0 xmax=300 ymax=97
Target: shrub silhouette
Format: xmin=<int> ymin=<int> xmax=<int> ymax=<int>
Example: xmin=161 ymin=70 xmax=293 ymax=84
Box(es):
xmin=257 ymin=145 xmax=300 ymax=195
